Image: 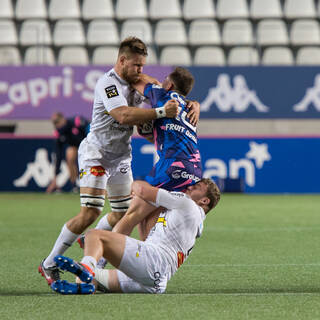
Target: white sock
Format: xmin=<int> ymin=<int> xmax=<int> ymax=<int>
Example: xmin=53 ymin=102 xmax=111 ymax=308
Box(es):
xmin=94 ymin=268 xmax=110 ymax=291
xmin=44 ymin=224 xmax=78 ymax=268
xmin=95 ymin=214 xmax=112 ymax=231
xmin=81 ymin=256 xmax=97 ymax=271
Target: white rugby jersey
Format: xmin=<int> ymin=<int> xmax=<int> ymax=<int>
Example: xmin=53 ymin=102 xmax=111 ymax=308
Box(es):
xmin=145 ymin=189 xmax=206 ymax=280
xmin=86 ymin=68 xmax=145 ymax=160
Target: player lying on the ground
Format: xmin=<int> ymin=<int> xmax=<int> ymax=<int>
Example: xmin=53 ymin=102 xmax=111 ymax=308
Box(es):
xmin=51 ymin=179 xmax=220 ymax=294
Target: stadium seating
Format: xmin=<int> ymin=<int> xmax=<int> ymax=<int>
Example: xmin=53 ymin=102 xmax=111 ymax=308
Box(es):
xmin=2 ymin=0 xmax=320 ymax=65
xmin=154 ymin=19 xmax=187 ymax=45
xmin=284 ymin=0 xmax=316 ymax=19
xmin=216 ymin=0 xmax=249 ymax=19
xmin=53 ymin=19 xmax=85 ymax=46
xmin=0 ymin=46 xmax=21 ymax=65
xmin=48 ymin=0 xmax=81 ymax=20
xmin=116 ymin=0 xmax=148 ymax=19
xmin=82 ymin=0 xmax=114 ymax=20
xmin=290 ymin=19 xmax=320 ymax=46
xmin=19 ymin=19 xmax=52 ymax=46
xmin=256 ymin=19 xmax=289 ymax=46
xmin=188 ymin=19 xmax=221 ymax=46
xmin=149 ymin=0 xmax=182 ymax=20
xmin=120 ymin=19 xmax=152 ymax=44
xmin=58 ymin=46 xmax=89 ymax=65
xmin=0 ymin=20 xmax=18 ymax=45
xmin=15 ymin=0 xmax=47 ymax=19
xmin=261 ymin=46 xmax=294 ymax=65
xmin=193 ymin=46 xmax=226 ymax=65
xmin=0 ymin=0 xmax=13 ymax=19
xmin=160 ymin=46 xmax=192 ymax=66
xmin=92 ymin=46 xmax=118 ymax=65
xmin=24 ymin=46 xmax=55 ymax=65
xmin=296 ymin=46 xmax=320 ymax=65
xmin=183 ymin=0 xmax=215 ymax=20
xmin=222 ymin=19 xmax=253 ymax=46
xmin=87 ymin=19 xmax=119 ymax=46
xmin=228 ymin=46 xmax=259 ymax=65
xmin=250 ymin=0 xmax=282 ymax=19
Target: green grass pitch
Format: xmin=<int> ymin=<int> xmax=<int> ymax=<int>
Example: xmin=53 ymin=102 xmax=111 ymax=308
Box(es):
xmin=1 ymin=192 xmax=320 ymax=320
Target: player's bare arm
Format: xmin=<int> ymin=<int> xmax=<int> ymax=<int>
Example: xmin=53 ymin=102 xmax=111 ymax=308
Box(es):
xmin=186 ymin=100 xmax=200 ymax=126
xmin=132 ymin=73 xmax=161 ymax=95
xmin=109 ymin=99 xmax=179 ymax=125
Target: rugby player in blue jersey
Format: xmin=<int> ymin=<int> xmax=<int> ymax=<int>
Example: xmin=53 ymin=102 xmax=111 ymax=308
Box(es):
xmin=113 ymin=67 xmax=203 ymax=239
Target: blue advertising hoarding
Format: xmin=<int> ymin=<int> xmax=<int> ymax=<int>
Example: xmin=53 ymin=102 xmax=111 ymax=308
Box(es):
xmin=188 ymin=67 xmax=320 ymax=118
xmin=1 ymin=136 xmax=318 ymax=193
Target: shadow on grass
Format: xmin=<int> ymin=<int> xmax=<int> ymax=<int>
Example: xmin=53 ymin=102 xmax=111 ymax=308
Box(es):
xmin=0 ymin=289 xmax=54 ymax=297
xmin=1 ymin=287 xmax=320 ymax=297
xmin=165 ymin=287 xmax=320 ymax=295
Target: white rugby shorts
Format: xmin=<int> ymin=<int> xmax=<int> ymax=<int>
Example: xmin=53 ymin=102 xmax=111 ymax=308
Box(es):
xmin=78 ymin=138 xmax=133 ymax=191
xmin=117 ymin=236 xmax=168 ymax=294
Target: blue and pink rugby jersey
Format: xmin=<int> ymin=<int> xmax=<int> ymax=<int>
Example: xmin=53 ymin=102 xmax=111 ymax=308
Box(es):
xmin=143 ymin=83 xmax=202 ymax=192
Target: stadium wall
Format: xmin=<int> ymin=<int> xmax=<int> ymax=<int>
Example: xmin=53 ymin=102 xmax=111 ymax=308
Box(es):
xmin=0 ymin=66 xmax=319 ymax=193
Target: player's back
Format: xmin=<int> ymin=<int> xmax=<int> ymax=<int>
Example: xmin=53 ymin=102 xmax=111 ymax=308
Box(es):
xmin=144 ymin=84 xmax=199 ymax=160
xmin=146 ymin=190 xmax=205 ymax=279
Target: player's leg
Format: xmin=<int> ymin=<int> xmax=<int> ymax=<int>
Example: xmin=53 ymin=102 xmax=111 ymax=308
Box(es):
xmin=82 ymin=231 xmax=166 ymax=293
xmin=39 ymin=141 xmax=109 ymax=285
xmin=93 ymin=160 xmax=133 ymax=233
xmin=65 ymin=146 xmax=78 ymax=186
xmin=39 ymin=187 xmax=105 ymax=285
xmin=112 ymin=196 xmax=158 ymax=236
xmin=82 ymin=229 xmax=126 ymax=268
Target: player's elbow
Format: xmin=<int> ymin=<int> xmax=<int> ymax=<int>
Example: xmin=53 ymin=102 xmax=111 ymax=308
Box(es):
xmin=118 ymin=110 xmax=133 ymax=125
xmin=110 ymin=107 xmax=132 ymax=125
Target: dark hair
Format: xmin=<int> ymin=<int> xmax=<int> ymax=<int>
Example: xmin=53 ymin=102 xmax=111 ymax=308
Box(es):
xmin=169 ymin=67 xmax=195 ymax=96
xmin=118 ymin=37 xmax=148 ymax=58
xmin=201 ymin=178 xmax=221 ymax=213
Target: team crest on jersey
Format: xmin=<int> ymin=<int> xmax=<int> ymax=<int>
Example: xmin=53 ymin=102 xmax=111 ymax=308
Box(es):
xmin=90 ymin=166 xmax=106 ymax=176
xmin=79 ymin=169 xmax=87 ymax=179
xmin=105 ymin=85 xmax=119 ymax=99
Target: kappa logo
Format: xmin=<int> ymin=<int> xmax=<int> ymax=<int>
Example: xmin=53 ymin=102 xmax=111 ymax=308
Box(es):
xmin=201 ymin=74 xmax=269 ymax=113
xmin=13 ymin=148 xmax=69 ymax=188
xmin=293 ymin=74 xmax=320 ymax=112
xmin=105 ymin=85 xmax=119 ymax=99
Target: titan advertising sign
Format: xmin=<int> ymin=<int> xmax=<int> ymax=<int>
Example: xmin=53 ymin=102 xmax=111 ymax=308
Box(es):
xmin=1 ymin=137 xmax=318 ymax=193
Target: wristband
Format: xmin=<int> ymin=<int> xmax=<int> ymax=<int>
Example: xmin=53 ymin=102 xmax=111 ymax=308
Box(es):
xmin=155 ymin=106 xmax=166 ymax=119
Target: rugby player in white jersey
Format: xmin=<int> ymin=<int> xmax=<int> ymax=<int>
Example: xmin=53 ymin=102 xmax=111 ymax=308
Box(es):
xmin=39 ymin=37 xmax=184 ymax=286
xmin=51 ymin=178 xmax=221 ymax=294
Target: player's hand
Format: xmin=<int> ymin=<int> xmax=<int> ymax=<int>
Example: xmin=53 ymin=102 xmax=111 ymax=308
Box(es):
xmin=139 ymin=74 xmax=161 ymax=86
xmin=164 ymin=99 xmax=179 ymax=118
xmin=186 ymin=100 xmax=200 ymax=126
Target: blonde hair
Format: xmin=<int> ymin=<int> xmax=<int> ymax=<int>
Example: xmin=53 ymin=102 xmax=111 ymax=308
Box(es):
xmin=201 ymin=178 xmax=221 ymax=212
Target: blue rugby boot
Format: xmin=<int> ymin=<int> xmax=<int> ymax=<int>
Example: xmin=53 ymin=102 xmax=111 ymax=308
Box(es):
xmin=51 ymin=280 xmax=95 ymax=295
xmin=54 ymin=255 xmax=94 ymax=283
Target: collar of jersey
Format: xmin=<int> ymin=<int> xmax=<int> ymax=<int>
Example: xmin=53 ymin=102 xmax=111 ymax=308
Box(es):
xmin=110 ymin=68 xmax=129 ymax=86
